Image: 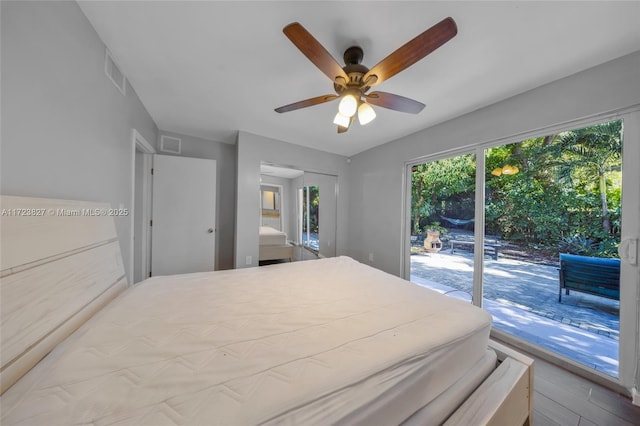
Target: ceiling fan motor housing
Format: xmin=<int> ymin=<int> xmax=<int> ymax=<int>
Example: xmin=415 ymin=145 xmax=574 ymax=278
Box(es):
xmin=343 ymin=46 xmax=364 ymax=65
xmin=335 ymin=46 xmax=371 ymax=94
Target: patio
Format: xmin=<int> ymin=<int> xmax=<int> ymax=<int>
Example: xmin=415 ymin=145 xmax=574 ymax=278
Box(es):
xmin=410 ymin=250 xmax=620 ymax=377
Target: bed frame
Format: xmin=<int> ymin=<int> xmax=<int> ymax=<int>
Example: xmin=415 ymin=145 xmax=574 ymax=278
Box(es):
xmin=259 ymin=243 xmax=294 ymax=262
xmin=0 ymin=196 xmax=127 ymax=394
xmin=447 ymin=340 xmax=534 ymax=425
xmin=0 ymin=195 xmax=533 ymax=425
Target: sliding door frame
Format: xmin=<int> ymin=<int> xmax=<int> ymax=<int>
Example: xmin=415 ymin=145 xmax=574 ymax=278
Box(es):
xmin=401 ymin=106 xmax=640 ymax=397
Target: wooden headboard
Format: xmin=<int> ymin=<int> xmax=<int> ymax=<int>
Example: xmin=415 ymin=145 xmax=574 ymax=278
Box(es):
xmin=0 ymin=196 xmax=128 ymax=394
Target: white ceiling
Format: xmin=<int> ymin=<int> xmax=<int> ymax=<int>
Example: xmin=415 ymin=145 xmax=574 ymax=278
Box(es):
xmin=78 ymin=1 xmax=640 ymax=157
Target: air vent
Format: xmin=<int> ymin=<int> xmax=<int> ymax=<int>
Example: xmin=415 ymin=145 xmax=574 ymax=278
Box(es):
xmin=160 ymin=135 xmax=182 ymax=154
xmin=104 ymin=49 xmax=126 ymax=95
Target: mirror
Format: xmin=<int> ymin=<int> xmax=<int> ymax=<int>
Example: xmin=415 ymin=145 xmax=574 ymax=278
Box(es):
xmin=260 ymin=185 xmax=282 ymax=230
xmin=259 ymin=162 xmax=337 ymax=264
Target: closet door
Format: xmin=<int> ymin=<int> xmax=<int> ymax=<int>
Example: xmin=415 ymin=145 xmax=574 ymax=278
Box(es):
xmin=151 ymin=155 xmax=217 ymax=276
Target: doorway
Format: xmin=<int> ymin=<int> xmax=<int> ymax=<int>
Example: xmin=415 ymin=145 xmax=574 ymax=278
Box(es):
xmin=151 ymin=155 xmax=217 ymax=276
xmin=131 ymin=129 xmax=155 ymax=285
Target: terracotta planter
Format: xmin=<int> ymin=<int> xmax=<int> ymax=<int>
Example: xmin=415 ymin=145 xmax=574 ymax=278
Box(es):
xmin=424 ymin=230 xmax=443 ymax=253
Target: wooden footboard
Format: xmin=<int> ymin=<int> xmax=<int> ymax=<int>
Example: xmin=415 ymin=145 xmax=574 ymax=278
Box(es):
xmin=444 ymin=340 xmax=534 ymax=425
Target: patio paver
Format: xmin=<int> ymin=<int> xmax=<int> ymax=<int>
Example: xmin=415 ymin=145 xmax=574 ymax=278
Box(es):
xmin=410 ymin=251 xmax=620 ymax=376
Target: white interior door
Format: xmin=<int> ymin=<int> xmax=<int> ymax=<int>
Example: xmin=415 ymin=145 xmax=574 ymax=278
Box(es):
xmin=151 ymin=155 xmax=216 ymax=276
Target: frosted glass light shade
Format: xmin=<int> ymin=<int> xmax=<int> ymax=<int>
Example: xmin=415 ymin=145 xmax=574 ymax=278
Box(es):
xmin=357 ymin=102 xmax=376 ymax=125
xmin=333 ymin=112 xmax=350 ymax=128
xmin=338 ymin=94 xmax=358 ymax=117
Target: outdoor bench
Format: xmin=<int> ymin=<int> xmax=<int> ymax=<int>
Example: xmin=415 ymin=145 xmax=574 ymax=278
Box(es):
xmin=558 ymin=253 xmax=620 ymax=302
xmin=449 ymin=235 xmax=501 ymax=260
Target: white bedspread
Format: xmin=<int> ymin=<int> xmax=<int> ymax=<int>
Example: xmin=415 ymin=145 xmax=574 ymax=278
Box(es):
xmin=259 ymin=225 xmax=287 ymax=245
xmin=1 ymin=257 xmax=491 ymax=425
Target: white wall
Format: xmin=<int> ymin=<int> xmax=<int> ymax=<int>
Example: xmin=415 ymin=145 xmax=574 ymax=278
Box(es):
xmin=236 ymin=131 xmax=349 ymax=268
xmin=1 ymin=1 xmax=158 ymax=282
xmin=157 ymin=131 xmax=236 ymax=270
xmin=347 ymin=51 xmax=640 ymax=276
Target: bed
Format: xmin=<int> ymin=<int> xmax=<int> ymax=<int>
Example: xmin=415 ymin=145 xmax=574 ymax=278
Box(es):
xmin=259 ymin=225 xmax=294 ymax=262
xmin=0 ymin=196 xmax=533 ymax=425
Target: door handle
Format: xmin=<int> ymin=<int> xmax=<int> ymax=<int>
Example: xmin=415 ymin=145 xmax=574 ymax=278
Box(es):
xmin=208 ymin=228 xmax=214 ymax=233
xmin=618 ymin=238 xmax=638 ymax=265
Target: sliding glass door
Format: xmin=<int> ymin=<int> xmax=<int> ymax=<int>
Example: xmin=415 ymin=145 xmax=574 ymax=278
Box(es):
xmin=300 ymin=185 xmax=319 ymax=252
xmin=410 ymin=154 xmax=477 ymax=303
xmin=483 ymin=120 xmax=622 ymax=377
xmin=409 ymin=116 xmax=638 ymax=381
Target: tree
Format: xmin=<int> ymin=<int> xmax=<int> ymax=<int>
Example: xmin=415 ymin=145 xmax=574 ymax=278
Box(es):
xmin=411 ymin=155 xmax=475 ymax=233
xmin=556 ymin=121 xmax=622 ymax=234
xmin=485 ymin=137 xmax=568 ymax=243
xmin=410 ymin=120 xmax=622 ymax=257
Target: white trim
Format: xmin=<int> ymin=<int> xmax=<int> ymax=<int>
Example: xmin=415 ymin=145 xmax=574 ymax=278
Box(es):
xmin=472 ymin=147 xmax=485 ymax=308
xmin=134 ymin=129 xmax=155 ymax=153
xmin=130 ymin=129 xmax=156 ymax=286
xmin=406 ymin=104 xmax=640 ymax=168
xmin=297 ymin=187 xmax=304 ymax=246
xmin=401 ymin=146 xmax=476 ymax=280
xmin=617 ymin=111 xmax=640 ymax=398
xmin=400 ymin=164 xmax=411 ymax=279
xmin=139 ymin=153 xmax=153 ymax=280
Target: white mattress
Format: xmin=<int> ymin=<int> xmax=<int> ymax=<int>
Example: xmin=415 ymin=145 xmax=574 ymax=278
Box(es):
xmin=1 ymin=257 xmax=492 ymax=425
xmin=401 ymin=349 xmax=497 ymax=425
xmin=259 ymin=225 xmax=287 ymax=246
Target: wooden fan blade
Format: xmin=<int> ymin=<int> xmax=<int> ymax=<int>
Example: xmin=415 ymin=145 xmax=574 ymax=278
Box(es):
xmin=275 ymin=94 xmax=338 ymax=113
xmin=366 ymin=91 xmax=425 ymax=114
xmin=283 ymin=23 xmax=349 ymax=85
xmin=363 ymin=17 xmax=457 ymax=87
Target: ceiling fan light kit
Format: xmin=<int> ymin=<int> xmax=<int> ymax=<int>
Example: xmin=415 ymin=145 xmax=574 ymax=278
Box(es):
xmin=338 ymin=93 xmax=358 ymax=117
xmin=358 ymin=102 xmax=376 ymax=125
xmin=275 ymin=17 xmax=458 ymax=134
xmin=333 ymin=112 xmax=350 ymax=128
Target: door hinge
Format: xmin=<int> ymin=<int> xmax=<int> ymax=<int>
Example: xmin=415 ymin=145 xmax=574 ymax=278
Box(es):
xmin=148 ymin=271 xmax=152 ymax=278
xmin=150 ymin=219 xmax=153 ymax=226
xmin=151 ymin=168 xmax=154 ymax=175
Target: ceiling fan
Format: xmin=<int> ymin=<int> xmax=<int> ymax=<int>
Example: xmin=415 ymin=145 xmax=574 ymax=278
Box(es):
xmin=274 ymin=17 xmax=458 ymax=133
